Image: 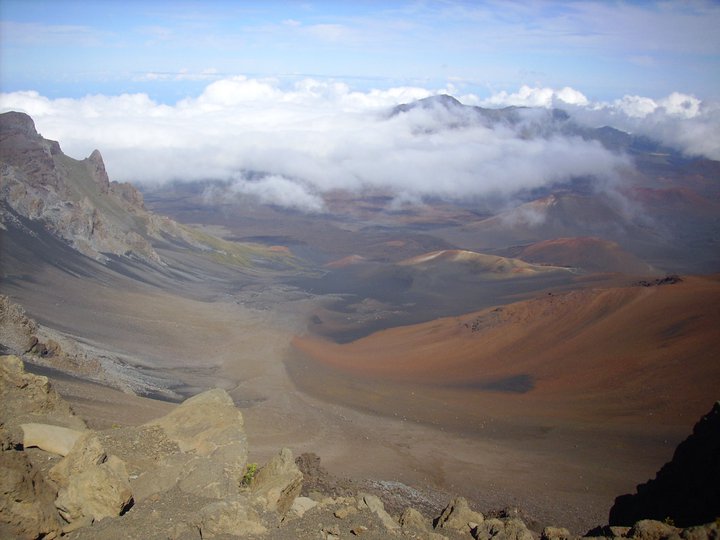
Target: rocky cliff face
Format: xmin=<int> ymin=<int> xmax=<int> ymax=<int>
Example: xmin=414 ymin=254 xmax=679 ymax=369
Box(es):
xmin=609 ymin=402 xmax=720 ymax=527
xmin=0 ymin=111 xmax=190 ymax=264
xmin=1 ymin=111 xmax=306 ymax=273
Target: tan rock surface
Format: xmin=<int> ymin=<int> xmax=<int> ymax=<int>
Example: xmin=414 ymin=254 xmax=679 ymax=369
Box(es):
xmin=436 ymin=496 xmax=485 ymax=533
xmin=21 ymin=423 xmax=85 ymax=457
xmin=0 ymin=449 xmax=62 ymax=539
xmin=49 ymin=431 xmax=107 ymax=487
xmin=55 ymin=454 xmax=133 ymax=525
xmin=252 ymin=447 xmax=303 ymax=516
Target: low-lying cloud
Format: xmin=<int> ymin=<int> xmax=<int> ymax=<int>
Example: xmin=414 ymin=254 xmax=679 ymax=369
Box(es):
xmin=480 ymin=85 xmax=720 ymax=161
xmin=1 ymin=77 xmax=717 ymax=212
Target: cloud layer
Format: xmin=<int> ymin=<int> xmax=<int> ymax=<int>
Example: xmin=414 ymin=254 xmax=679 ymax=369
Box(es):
xmin=1 ymin=78 xmax=717 ymax=212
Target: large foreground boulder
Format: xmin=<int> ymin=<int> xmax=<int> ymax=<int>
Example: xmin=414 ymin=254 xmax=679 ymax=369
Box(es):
xmin=55 ymin=454 xmax=133 ymax=526
xmin=146 ymin=388 xmax=247 ymax=462
xmin=140 ymin=388 xmax=249 ymax=500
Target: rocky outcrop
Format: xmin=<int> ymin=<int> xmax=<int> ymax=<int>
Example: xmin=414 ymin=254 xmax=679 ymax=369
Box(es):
xmin=84 ymin=150 xmax=110 ymax=193
xmin=609 ymin=401 xmax=720 ymax=527
xmin=0 ymin=296 xmax=38 ymax=355
xmin=435 ymin=496 xmax=485 ymax=533
xmin=358 ymin=492 xmax=401 ymax=532
xmin=543 ymin=526 xmax=573 ymax=540
xmin=251 ymin=447 xmax=303 ymax=516
xmin=54 ymin=454 xmax=133 ymax=526
xmin=148 ymin=388 xmax=246 ymax=458
xmin=0 ymin=296 xmax=128 ymax=397
xmin=0 ymin=355 xmax=84 ymax=538
xmin=1 ymin=111 xmax=303 ymax=273
xmin=0 ymin=111 xmax=162 ymax=263
xmin=473 ymin=517 xmax=535 ymax=540
xmin=49 ymin=431 xmax=106 ymax=487
xmin=0 ymin=449 xmax=62 ymax=539
xmin=0 ymin=354 xmax=86 ymax=444
xmin=0 ymin=111 xmax=62 ymax=191
xmin=4 ymin=352 xmax=720 ymax=539
xmin=143 ymin=388 xmax=249 ymax=500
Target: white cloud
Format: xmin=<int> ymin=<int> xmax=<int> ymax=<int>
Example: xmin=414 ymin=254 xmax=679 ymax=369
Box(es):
xmin=479 ymin=85 xmax=589 ymax=108
xmin=611 ymin=95 xmax=659 ymax=118
xmin=481 ymin=86 xmax=720 ymax=160
xmin=227 ymin=174 xmax=326 ymax=213
xmin=1 ymin=78 xmax=717 ymax=213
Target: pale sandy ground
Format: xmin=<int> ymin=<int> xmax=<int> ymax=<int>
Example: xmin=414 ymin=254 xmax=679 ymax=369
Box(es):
xmin=5 ymin=265 xmax=690 ymax=533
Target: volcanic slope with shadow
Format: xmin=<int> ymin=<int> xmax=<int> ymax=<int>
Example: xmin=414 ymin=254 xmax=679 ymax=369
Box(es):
xmin=290 ymin=274 xmax=720 ymax=435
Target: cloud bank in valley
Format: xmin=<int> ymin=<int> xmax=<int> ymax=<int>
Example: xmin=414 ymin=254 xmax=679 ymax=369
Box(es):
xmin=1 ymin=77 xmax=717 ymax=212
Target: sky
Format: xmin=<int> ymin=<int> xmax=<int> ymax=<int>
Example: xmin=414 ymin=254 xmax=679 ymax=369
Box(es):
xmin=1 ymin=1 xmax=719 ymax=210
xmin=1 ymin=0 xmax=719 ymax=102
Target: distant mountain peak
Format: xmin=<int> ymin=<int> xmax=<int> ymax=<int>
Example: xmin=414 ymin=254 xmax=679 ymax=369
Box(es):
xmin=390 ymin=94 xmax=464 ymax=116
xmin=417 ymin=94 xmax=463 ymax=108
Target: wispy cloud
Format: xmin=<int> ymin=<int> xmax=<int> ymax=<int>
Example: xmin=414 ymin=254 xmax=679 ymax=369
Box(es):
xmin=0 ymin=21 xmax=110 ymax=47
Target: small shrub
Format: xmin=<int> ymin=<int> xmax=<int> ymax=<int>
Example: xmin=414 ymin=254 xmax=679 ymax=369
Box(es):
xmin=241 ymin=463 xmax=258 ymax=487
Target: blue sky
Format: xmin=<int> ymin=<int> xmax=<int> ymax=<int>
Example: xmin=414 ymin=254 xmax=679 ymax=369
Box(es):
xmin=1 ymin=0 xmax=719 ymax=103
xmin=2 ymin=0 xmax=719 ymax=198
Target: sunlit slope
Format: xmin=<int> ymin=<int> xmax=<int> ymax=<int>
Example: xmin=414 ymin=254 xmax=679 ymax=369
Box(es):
xmin=398 ymin=248 xmax=568 ymax=276
xmin=293 ymin=275 xmax=720 ymax=426
xmin=517 ymin=237 xmax=655 ymax=274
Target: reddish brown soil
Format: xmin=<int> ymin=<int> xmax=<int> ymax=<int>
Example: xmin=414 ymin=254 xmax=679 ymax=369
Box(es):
xmin=518 ymin=237 xmax=654 ymax=274
xmin=292 ymin=274 xmax=720 ymax=433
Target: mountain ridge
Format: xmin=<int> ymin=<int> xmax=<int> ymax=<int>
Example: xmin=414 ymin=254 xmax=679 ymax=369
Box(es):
xmin=0 ymin=111 xmax=304 ymax=273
